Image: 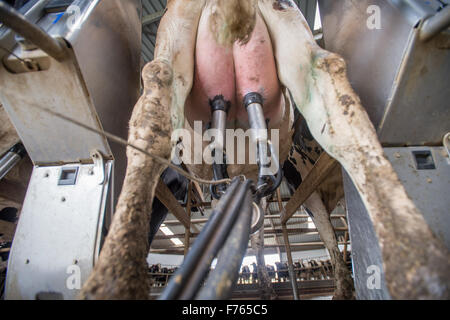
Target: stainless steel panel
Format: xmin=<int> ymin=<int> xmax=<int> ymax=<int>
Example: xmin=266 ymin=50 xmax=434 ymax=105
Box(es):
xmin=319 ymin=0 xmax=449 ymax=145
xmin=5 ymin=162 xmax=111 ymax=300
xmin=0 ymin=0 xmax=52 ymax=57
xmin=343 ymin=171 xmax=391 ymax=300
xmin=344 ymin=145 xmax=450 ymax=299
xmin=384 ymin=147 xmax=450 ymax=249
xmin=295 ymin=0 xmax=317 ymax=30
xmin=319 ymin=0 xmax=414 ymax=128
xmin=0 ymin=54 xmax=112 ymax=164
xmin=388 ymin=0 xmax=440 ymax=26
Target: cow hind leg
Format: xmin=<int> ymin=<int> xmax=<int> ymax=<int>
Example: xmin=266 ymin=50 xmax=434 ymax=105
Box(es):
xmin=79 ymin=60 xmax=173 ymax=299
xmin=305 ymin=193 xmax=354 ymax=299
xmin=259 ymin=0 xmax=450 ymax=299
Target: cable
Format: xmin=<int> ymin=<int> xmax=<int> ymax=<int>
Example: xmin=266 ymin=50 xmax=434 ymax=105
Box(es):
xmin=159 ymin=178 xmax=254 ymax=300
xmin=159 ymin=178 xmax=242 ymax=299
xmin=28 ymin=104 xmax=232 ymax=186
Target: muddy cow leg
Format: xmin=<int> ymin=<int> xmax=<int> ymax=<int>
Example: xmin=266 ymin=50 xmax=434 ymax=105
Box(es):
xmin=260 ymin=0 xmax=450 ymax=299
xmin=250 ymin=200 xmax=277 ymax=300
xmin=303 ymin=194 xmax=354 ymax=299
xmin=79 ymin=0 xmax=205 ymax=299
xmin=79 ymin=60 xmax=173 ymax=300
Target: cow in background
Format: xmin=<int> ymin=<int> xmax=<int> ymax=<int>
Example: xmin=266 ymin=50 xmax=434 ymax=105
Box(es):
xmin=267 ymin=265 xmax=276 ymax=282
xmin=251 ymin=262 xmax=258 ymax=284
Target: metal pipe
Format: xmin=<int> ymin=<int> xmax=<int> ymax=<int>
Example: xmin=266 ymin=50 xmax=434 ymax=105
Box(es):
xmin=245 ymin=94 xmax=269 ymax=179
xmin=244 ymin=92 xmax=282 ymax=197
xmin=150 ymin=241 xmax=351 ymax=254
xmin=159 ymin=178 xmax=252 ymax=300
xmin=420 ymin=5 xmax=450 ymax=41
xmin=211 ymin=112 xmax=227 ymax=150
xmin=0 ymin=1 xmax=67 ymax=61
xmin=159 ymin=179 xmax=241 ymax=299
xmin=0 ymin=143 xmax=26 ymax=180
xmin=282 ymin=223 xmax=299 ymax=300
xmin=209 ymin=96 xmax=230 ymax=199
xmin=247 ymin=103 xmax=269 ymax=171
xmin=196 ymin=190 xmax=252 ymax=300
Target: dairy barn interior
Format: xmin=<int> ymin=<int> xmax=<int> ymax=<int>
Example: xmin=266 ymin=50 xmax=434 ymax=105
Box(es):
xmin=0 ymin=0 xmax=449 ymax=302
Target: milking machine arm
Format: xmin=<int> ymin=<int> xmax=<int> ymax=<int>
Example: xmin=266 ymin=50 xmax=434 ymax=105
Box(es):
xmin=210 ymin=152 xmax=229 ymax=200
xmin=159 ymin=177 xmax=254 ymax=300
xmin=243 ymin=92 xmax=283 ymax=201
xmin=159 ymin=91 xmax=285 ymax=300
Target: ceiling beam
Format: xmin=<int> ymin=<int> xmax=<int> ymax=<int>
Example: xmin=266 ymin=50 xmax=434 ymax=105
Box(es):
xmin=281 ymin=153 xmax=338 ymax=224
xmin=155 ymin=178 xmax=190 ymax=229
xmin=0 ymin=179 xmax=26 ymax=204
xmin=163 ymin=214 xmax=346 ymax=226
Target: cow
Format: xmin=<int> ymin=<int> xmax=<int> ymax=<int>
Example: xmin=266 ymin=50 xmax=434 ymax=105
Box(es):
xmin=303 ymin=260 xmax=314 ymax=281
xmin=322 ymin=260 xmax=333 ymax=280
xmin=275 ymin=262 xmax=289 ymax=282
xmin=79 ymin=0 xmax=450 ymax=300
xmin=241 ymin=265 xmax=251 ymax=284
xmin=148 ymin=166 xmax=189 ymax=245
xmin=296 ymin=260 xmax=309 ymax=281
xmin=251 ymin=262 xmax=258 ymax=284
xmin=309 ymin=260 xmax=320 ymax=280
xmin=293 ymin=261 xmax=301 ymax=281
xmin=148 ymin=264 xmax=178 ymax=287
xmin=266 ymin=265 xmax=276 ymax=283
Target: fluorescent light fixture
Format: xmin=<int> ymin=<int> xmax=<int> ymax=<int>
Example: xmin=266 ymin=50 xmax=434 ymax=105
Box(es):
xmin=170 ymin=238 xmax=184 ymax=246
xmin=160 ymin=225 xmax=184 ymax=246
xmin=239 ymin=255 xmax=281 ymax=272
xmin=160 ymin=226 xmax=174 ymax=236
xmin=307 ymin=217 xmax=315 ymax=229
